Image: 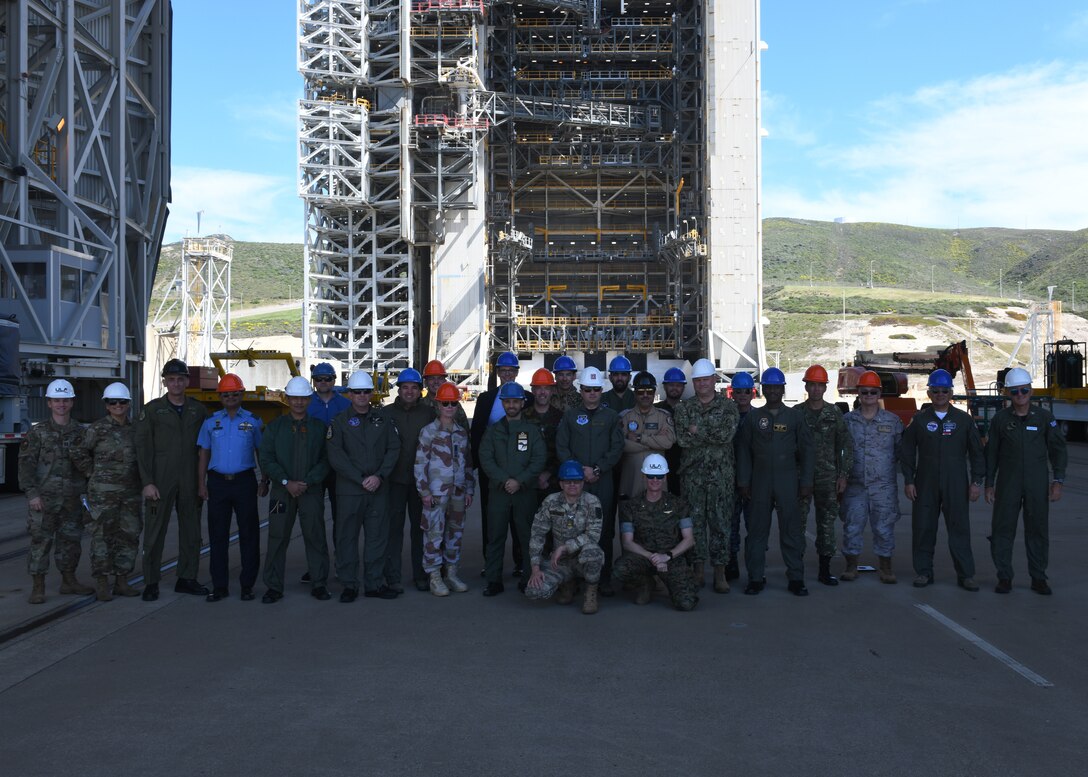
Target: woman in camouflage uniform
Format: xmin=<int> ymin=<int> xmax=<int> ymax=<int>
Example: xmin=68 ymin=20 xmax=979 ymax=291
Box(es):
xmin=72 ymin=382 xmax=143 ymax=601
xmin=414 ymin=382 xmax=475 ymax=596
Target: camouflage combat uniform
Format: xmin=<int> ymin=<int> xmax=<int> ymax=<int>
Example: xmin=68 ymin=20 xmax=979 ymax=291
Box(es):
xmin=19 ymin=418 xmax=88 ymax=575
xmin=551 ymin=386 xmax=581 ymax=412
xmin=842 ymin=408 xmax=903 ymax=556
xmin=616 ymin=405 xmax=676 ymax=500
xmin=71 ymin=416 xmax=141 ymax=577
xmin=415 ymin=420 xmax=475 ymax=574
xmin=799 ymin=402 xmax=854 ymax=557
xmin=674 ymin=394 xmax=739 ymax=566
xmin=614 ymin=494 xmax=698 ymax=610
xmin=523 ymin=490 xmax=605 ymax=599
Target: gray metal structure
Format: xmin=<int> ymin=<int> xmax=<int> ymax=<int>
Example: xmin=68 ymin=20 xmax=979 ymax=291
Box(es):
xmin=298 ymin=0 xmax=763 ymax=384
xmin=0 ymin=0 xmax=171 ymax=410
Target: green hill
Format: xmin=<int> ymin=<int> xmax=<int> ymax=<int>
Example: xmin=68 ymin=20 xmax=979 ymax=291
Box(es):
xmin=152 ymin=237 xmax=305 ymax=308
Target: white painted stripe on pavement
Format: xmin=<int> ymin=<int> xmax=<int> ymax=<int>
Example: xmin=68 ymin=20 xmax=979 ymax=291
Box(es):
xmin=915 ymin=603 xmax=1054 ymax=688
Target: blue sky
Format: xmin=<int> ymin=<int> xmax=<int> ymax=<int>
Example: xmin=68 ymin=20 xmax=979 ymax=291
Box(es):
xmin=166 ymin=1 xmax=1088 ymax=243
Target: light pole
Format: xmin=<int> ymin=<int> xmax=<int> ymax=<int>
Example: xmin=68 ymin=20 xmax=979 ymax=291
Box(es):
xmin=930 ymin=265 xmax=935 ymax=294
xmin=999 ymin=268 xmax=1003 ymax=298
xmin=809 ymin=261 xmax=814 ymax=288
xmin=1073 ymin=281 xmax=1077 ymax=312
xmin=1017 ymin=281 xmax=1023 ymax=301
xmin=869 ymin=260 xmax=874 ymax=289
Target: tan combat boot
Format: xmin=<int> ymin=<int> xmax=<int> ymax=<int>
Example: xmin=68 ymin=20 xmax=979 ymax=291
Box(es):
xmin=95 ymin=575 xmax=113 ymax=602
xmin=635 ymin=580 xmax=653 ymax=605
xmin=428 ymin=570 xmax=449 ymax=597
xmin=28 ymin=574 xmax=46 ymax=604
xmin=113 ymin=575 xmax=140 ymax=597
xmin=839 ymin=554 xmax=860 ymax=582
xmin=555 ymin=580 xmax=576 ymax=605
xmin=59 ymin=571 xmax=95 ymax=595
xmin=692 ymin=561 xmax=705 ymax=589
xmin=443 ymin=564 xmax=468 ymax=593
xmin=878 ymin=556 xmax=897 ymax=584
xmin=713 ymin=564 xmax=730 ymax=594
xmin=582 ymin=583 xmax=599 ymax=614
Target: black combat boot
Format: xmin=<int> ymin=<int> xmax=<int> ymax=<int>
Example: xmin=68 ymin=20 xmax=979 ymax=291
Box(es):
xmin=818 ymin=555 xmax=839 ymax=586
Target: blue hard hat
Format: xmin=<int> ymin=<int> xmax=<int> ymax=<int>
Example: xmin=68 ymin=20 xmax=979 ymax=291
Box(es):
xmin=496 ymin=351 xmax=519 ymax=368
xmin=498 ymin=382 xmax=525 ymax=401
xmin=928 ymin=369 xmax=954 ymax=388
xmin=397 ymin=368 xmax=422 ymax=385
xmin=662 ymin=367 xmax=687 ymax=385
xmin=760 ymin=367 xmax=786 ymax=386
xmin=558 ymin=459 xmax=584 ymax=481
xmin=553 ymin=355 xmax=577 ymax=372
xmin=731 ymin=372 xmax=755 ymax=389
xmin=311 ymin=362 xmax=336 ymax=377
xmin=608 ymin=355 xmax=632 ymax=373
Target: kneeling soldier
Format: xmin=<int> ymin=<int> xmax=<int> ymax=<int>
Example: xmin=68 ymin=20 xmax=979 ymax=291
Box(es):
xmin=524 ymin=459 xmax=605 ymax=614
xmin=614 ymin=454 xmax=698 ymax=610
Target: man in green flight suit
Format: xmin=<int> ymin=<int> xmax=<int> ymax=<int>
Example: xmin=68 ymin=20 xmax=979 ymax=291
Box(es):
xmin=984 ymin=368 xmax=1067 ymax=595
xmin=133 ymin=358 xmax=209 ymax=601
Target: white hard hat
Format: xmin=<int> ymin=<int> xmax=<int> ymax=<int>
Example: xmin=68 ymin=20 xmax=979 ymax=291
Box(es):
xmin=101 ymin=382 xmax=131 ymax=401
xmin=641 ymin=453 xmax=669 ymax=476
xmin=285 ymin=375 xmax=313 ymax=397
xmin=347 ymin=371 xmax=375 ymax=391
xmin=46 ymin=379 xmax=75 ymax=399
xmin=579 ymin=366 xmax=605 ymax=388
xmin=1004 ymin=367 xmax=1032 ymax=388
xmin=691 ymin=358 xmax=717 ymax=379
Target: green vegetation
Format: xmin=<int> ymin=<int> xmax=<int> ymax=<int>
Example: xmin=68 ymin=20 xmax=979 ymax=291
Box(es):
xmin=889 ymin=333 xmax=915 ymax=340
xmin=232 ymin=309 xmax=303 ymax=339
xmin=766 ymin=285 xmax=1005 ymax=316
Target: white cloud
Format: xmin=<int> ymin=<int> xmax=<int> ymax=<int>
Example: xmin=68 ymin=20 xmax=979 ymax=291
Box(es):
xmin=764 ymin=62 xmax=1088 ymax=230
xmin=166 ymin=166 xmax=302 ymax=243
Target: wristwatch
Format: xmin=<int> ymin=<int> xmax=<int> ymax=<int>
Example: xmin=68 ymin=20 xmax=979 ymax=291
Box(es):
xmin=281 ymin=479 xmax=289 ymax=486
xmin=665 ymin=550 xmax=673 ymax=559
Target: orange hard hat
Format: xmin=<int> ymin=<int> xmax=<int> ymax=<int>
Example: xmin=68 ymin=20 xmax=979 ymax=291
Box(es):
xmin=857 ymin=370 xmax=882 ymax=389
xmin=803 ymin=364 xmax=829 ymax=384
xmin=530 ymin=368 xmax=556 ymax=386
xmin=423 ymin=360 xmax=447 ymax=377
xmin=217 ymin=373 xmax=245 ymax=393
xmin=434 ymin=382 xmax=460 ymax=402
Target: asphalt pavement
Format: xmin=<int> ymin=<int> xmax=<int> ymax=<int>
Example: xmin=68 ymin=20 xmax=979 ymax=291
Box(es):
xmin=0 ymin=446 xmax=1085 ymax=775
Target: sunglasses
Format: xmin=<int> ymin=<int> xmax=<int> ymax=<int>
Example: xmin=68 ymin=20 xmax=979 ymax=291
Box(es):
xmin=857 ymin=389 xmax=880 ymax=397
xmin=439 ymin=401 xmax=458 ymax=407
xmin=105 ymin=399 xmax=130 ymax=406
xmin=635 ymin=389 xmax=655 ymax=395
xmin=314 ymin=376 xmax=335 ymax=383
xmin=732 ymin=388 xmax=752 ymax=394
xmin=581 ymin=387 xmax=602 ymax=393
xmin=645 ymin=474 xmax=665 ymax=480
xmin=929 ymin=388 xmax=951 ymax=394
xmin=1008 ymin=387 xmax=1031 ymax=396
xmin=220 ymin=392 xmax=242 ymax=399
xmin=350 ymin=389 xmax=373 ymax=395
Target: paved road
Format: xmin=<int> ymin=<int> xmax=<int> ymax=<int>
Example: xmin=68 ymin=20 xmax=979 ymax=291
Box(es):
xmin=0 ymin=447 xmax=1085 ymax=775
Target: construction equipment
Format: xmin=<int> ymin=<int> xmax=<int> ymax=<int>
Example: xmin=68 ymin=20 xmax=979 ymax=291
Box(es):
xmin=1026 ymin=339 xmax=1088 ymax=439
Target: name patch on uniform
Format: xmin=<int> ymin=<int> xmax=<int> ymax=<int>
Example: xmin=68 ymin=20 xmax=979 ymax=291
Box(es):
xmin=878 ymin=424 xmax=892 ymax=433
xmin=348 ymin=416 xmax=361 ymax=427
xmin=773 ymin=423 xmax=787 ymax=432
xmin=758 ymin=416 xmax=770 ymax=431
xmin=576 ymin=414 xmax=589 ymax=426
xmin=517 ymin=431 xmax=528 ymax=452
xmin=628 ymin=421 xmax=639 ymax=431
xmin=645 ymin=422 xmax=659 ymax=430
xmin=942 ymin=421 xmax=956 ymax=436
xmin=1026 ymin=426 xmax=1038 ymax=431
xmin=926 ymin=421 xmax=938 ymax=432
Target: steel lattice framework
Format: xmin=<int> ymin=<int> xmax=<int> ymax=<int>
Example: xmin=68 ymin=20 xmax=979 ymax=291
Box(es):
xmin=299 ymin=0 xmax=763 ymax=384
xmin=0 ymin=0 xmax=171 ymax=405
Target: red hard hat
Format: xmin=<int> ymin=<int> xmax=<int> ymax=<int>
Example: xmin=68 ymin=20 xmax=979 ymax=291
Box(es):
xmin=423 ymin=360 xmax=447 ymax=377
xmin=857 ymin=371 xmax=882 ymax=389
xmin=530 ymin=368 xmax=556 ymax=386
xmin=217 ymin=373 xmax=245 ymax=393
xmin=434 ymin=382 xmax=460 ymax=402
xmin=803 ymin=364 xmax=829 ymax=384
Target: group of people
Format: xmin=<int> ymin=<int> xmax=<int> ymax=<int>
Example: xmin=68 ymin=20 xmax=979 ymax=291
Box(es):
xmin=19 ymin=353 xmax=1066 ymax=612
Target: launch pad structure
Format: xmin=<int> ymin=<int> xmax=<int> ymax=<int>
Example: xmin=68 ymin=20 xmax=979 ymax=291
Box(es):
xmin=298 ymin=0 xmax=765 ymax=385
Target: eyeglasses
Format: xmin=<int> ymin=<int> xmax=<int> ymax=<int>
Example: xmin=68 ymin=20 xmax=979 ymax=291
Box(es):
xmin=220 ymin=392 xmax=242 ymax=399
xmin=1008 ymin=387 xmax=1031 ymax=396
xmin=645 ymin=474 xmax=665 ymax=480
xmin=857 ymin=389 xmax=880 ymax=397
xmin=439 ymin=401 xmax=458 ymax=407
xmin=635 ymin=389 xmax=655 ymax=395
xmin=105 ymin=399 xmax=130 ymax=406
xmin=350 ymin=389 xmax=372 ymax=395
xmin=929 ymin=388 xmax=951 ymax=395
xmin=581 ymin=386 xmax=602 ymax=393
xmin=314 ymin=376 xmax=334 ymax=383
